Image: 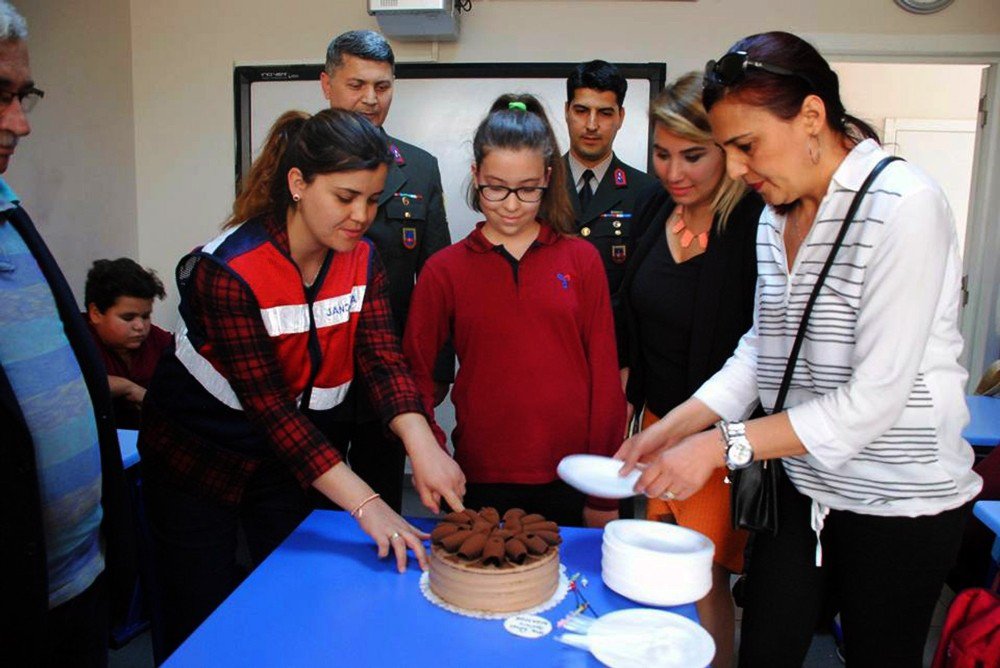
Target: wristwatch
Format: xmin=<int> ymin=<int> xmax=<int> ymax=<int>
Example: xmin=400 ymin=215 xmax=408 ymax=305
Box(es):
xmin=717 ymin=420 xmax=754 ymax=470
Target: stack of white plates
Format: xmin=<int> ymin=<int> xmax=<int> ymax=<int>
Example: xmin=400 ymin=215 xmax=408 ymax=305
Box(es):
xmin=601 ymin=520 xmax=714 ymax=607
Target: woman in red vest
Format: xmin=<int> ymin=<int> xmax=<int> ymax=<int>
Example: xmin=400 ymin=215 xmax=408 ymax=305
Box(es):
xmin=139 ymin=109 xmax=465 ymax=654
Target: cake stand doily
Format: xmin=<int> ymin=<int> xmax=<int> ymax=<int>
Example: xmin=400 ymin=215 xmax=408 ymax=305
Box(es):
xmin=419 ymin=564 xmax=569 ymax=620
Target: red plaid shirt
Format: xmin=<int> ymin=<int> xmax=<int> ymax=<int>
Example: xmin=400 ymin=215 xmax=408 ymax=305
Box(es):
xmin=140 ymin=216 xmax=425 ymax=505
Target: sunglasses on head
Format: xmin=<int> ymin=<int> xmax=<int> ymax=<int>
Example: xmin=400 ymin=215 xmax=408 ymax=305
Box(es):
xmin=704 ymin=51 xmax=816 ymax=90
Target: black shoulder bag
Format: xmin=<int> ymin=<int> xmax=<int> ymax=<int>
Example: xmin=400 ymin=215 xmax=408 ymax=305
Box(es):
xmin=730 ymin=155 xmax=902 ymax=536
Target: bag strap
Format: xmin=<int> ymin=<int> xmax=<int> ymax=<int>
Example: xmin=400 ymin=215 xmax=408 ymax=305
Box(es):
xmin=772 ymin=155 xmax=902 ymax=413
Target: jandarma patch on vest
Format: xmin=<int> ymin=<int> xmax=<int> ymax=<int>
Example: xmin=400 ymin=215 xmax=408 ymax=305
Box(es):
xmin=402 ymin=227 xmax=417 ymax=249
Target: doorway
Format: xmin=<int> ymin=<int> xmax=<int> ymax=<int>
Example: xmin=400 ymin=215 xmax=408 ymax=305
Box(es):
xmin=831 ymin=60 xmax=997 ymax=388
xmin=832 ymin=62 xmax=984 ymax=256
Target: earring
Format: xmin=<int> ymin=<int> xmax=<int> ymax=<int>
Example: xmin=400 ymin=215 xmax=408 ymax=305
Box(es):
xmin=808 ymin=135 xmax=821 ymax=166
xmin=292 ymin=193 xmax=301 ymax=202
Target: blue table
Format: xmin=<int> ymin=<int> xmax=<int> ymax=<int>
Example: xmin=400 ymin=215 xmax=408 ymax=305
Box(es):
xmin=974 ymin=500 xmax=1000 ymax=549
xmin=973 ymin=500 xmax=1000 ymax=590
xmin=117 ymin=428 xmax=140 ymax=469
xmin=119 ymin=398 xmax=994 ymax=467
xmin=965 ymin=395 xmax=1000 ymax=448
xmin=165 ymin=511 xmax=699 ymax=667
xmin=111 ymin=429 xmax=146 ymax=646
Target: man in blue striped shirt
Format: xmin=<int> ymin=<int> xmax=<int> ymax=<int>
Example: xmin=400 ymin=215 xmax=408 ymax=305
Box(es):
xmin=0 ymin=3 xmax=134 ymax=664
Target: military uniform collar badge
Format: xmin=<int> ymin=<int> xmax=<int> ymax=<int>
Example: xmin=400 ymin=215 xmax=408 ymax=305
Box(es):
xmin=613 ymin=167 xmax=627 ymax=188
xmin=390 ymin=144 xmax=406 ymax=166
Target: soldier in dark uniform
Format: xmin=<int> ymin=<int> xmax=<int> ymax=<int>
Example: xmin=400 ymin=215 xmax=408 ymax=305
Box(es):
xmin=321 ymin=30 xmax=453 ymax=512
xmin=564 ymin=61 xmax=653 ymax=519
xmin=563 ymin=60 xmax=655 ymax=297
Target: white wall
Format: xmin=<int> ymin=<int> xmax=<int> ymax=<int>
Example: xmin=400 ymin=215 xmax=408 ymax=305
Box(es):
xmin=14 ymin=0 xmax=137 ymax=304
xmin=834 ymin=62 xmax=984 ymax=128
xmin=17 ymin=0 xmax=1000 ymax=324
xmin=835 ymin=62 xmax=984 ymax=254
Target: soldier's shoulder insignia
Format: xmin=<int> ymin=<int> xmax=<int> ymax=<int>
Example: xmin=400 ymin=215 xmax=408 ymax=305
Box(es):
xmin=402 ymin=227 xmax=417 ymax=250
xmin=613 ymin=167 xmax=627 ymax=188
xmin=389 ymin=143 xmax=406 ymax=166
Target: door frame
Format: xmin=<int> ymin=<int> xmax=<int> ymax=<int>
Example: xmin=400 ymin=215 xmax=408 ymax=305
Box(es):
xmin=826 ymin=47 xmax=1000 ymax=390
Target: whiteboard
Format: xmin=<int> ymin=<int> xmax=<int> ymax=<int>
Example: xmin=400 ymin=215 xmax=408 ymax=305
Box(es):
xmin=237 ymin=63 xmax=665 ymax=241
xmin=235 ymin=63 xmax=664 ymax=449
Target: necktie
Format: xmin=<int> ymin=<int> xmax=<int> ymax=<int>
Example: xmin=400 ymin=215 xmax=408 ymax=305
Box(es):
xmin=579 ymin=169 xmax=595 ymax=211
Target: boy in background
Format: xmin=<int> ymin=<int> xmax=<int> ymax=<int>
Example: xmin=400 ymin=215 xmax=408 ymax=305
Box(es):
xmin=85 ymin=258 xmax=172 ymax=429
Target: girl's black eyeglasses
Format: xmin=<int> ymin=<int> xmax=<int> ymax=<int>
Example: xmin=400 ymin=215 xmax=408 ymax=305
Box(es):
xmin=477 ymin=184 xmax=547 ymax=203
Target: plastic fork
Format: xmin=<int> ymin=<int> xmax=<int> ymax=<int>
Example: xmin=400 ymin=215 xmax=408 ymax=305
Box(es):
xmin=560 ymin=615 xmax=596 ymax=633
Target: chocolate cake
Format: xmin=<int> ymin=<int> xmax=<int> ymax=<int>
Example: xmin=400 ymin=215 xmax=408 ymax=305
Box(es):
xmin=428 ymin=507 xmax=562 ymax=613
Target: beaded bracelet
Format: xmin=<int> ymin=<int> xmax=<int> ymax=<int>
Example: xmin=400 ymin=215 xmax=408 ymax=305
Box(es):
xmin=350 ymin=492 xmax=381 ymax=519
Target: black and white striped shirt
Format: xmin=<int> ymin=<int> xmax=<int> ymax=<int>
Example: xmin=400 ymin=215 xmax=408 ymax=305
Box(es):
xmin=695 ymin=140 xmax=981 ymax=517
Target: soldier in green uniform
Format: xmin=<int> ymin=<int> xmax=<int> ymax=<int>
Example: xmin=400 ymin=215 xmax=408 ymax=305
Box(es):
xmin=563 ymin=60 xmax=655 ymax=297
xmin=321 ymin=30 xmax=453 ymax=512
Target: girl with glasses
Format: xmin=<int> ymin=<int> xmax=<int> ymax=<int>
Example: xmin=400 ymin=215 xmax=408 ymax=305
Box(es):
xmin=618 ymin=31 xmax=980 ymax=666
xmin=616 ymin=72 xmax=764 ymax=666
xmin=404 ymin=94 xmax=625 ymax=527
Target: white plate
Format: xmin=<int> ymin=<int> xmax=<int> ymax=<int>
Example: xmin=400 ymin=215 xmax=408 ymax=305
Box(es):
xmin=557 ymin=455 xmax=640 ymax=499
xmin=604 ymin=520 xmax=715 ymax=557
xmin=600 ymin=565 xmax=711 ymax=607
xmin=586 ymin=608 xmax=715 ymax=668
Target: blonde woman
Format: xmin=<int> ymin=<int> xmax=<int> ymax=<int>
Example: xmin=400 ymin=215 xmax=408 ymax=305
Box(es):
xmin=617 ymin=72 xmax=763 ymax=666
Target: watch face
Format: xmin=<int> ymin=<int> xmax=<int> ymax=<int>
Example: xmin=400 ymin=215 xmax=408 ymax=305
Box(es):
xmin=893 ymin=0 xmax=954 ymax=14
xmin=728 ymin=441 xmax=753 ymax=467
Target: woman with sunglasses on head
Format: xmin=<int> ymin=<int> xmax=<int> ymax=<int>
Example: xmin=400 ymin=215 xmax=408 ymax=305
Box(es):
xmin=404 ymin=95 xmax=625 ymax=528
xmin=617 ymin=32 xmax=981 ymax=667
xmin=617 ymin=72 xmax=763 ymax=667
xmin=139 ymin=109 xmax=466 ymax=654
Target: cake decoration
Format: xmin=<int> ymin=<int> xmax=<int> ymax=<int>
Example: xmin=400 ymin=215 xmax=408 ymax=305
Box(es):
xmin=431 ymin=506 xmax=562 ymax=567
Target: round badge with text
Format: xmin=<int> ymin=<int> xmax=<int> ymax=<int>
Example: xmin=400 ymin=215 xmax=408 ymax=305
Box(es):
xmin=503 ymin=614 xmax=552 ymax=639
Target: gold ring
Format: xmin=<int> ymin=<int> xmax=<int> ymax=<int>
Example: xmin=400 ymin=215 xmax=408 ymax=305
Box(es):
xmin=664 ymin=491 xmax=677 ymax=501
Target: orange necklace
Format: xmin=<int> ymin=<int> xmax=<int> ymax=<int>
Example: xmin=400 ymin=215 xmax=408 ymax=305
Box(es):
xmin=671 ymin=206 xmax=709 ymax=249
